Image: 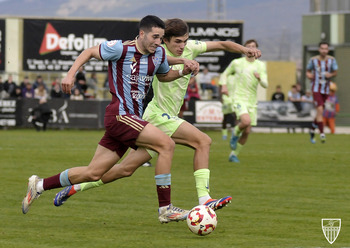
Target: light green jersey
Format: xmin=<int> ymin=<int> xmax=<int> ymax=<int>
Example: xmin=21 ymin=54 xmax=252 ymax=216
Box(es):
xmin=220 ymin=57 xmax=268 ymax=106
xmin=146 ymin=40 xmax=207 ymax=116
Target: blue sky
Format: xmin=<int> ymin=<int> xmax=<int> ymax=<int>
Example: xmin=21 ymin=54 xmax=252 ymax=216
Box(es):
xmin=0 ymin=0 xmax=310 ymax=62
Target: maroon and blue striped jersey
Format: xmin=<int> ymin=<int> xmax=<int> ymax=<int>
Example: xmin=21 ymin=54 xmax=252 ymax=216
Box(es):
xmin=99 ymin=39 xmax=170 ymax=118
xmin=307 ymin=55 xmax=338 ymax=95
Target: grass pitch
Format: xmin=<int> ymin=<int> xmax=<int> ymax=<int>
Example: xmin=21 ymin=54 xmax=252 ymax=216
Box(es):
xmin=0 ymin=129 xmax=349 ymax=248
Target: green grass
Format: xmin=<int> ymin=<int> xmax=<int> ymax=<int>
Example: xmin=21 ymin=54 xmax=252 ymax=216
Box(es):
xmin=0 ymin=129 xmax=349 ymax=248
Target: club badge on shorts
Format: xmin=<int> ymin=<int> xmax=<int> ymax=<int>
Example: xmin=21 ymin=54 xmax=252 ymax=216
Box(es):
xmin=321 ymin=218 xmax=341 ymax=244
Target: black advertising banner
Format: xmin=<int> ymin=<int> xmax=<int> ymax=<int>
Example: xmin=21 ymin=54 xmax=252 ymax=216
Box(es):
xmin=23 ymin=19 xmax=243 ymax=73
xmin=23 ymin=19 xmax=139 ymax=72
xmin=0 ymin=19 xmax=5 ymax=71
xmin=188 ymin=21 xmax=243 ymax=72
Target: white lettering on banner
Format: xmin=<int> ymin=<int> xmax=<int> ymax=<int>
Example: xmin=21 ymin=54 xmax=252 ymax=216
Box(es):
xmin=46 ymin=33 xmax=106 ymax=51
xmin=0 ymin=100 xmax=16 ymax=108
xmin=189 ymin=27 xmax=240 ymax=37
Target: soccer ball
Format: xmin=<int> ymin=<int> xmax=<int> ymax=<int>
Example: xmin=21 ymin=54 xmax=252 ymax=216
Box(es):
xmin=186 ymin=205 xmax=217 ymax=236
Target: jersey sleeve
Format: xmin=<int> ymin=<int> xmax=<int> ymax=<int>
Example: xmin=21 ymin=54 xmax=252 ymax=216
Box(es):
xmin=331 ymin=58 xmax=339 ymax=71
xmin=306 ymin=58 xmax=314 ymax=71
xmin=155 ymin=47 xmax=171 ymax=75
xmin=99 ymin=40 xmax=123 ymax=61
xmin=257 ymin=61 xmax=268 ymax=88
xmin=186 ymin=40 xmax=207 ymax=58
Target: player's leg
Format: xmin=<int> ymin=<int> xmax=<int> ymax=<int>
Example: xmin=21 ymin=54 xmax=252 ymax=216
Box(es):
xmin=230 ymin=103 xmax=250 ymax=150
xmin=229 ymin=113 xmax=250 ymax=163
xmin=316 ymin=105 xmax=326 ymax=143
xmin=54 ymin=148 xmax=151 ymax=206
xmin=23 ymin=144 xmax=121 ymax=214
xmin=136 ymin=123 xmax=188 ymax=223
xmin=171 ymin=121 xmax=232 ymax=210
xmin=222 ymin=114 xmax=229 ymax=140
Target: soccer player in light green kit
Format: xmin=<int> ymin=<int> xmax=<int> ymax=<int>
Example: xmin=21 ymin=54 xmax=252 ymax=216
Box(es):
xmin=54 ymin=19 xmax=261 ymax=220
xmin=220 ymin=39 xmax=268 ymax=163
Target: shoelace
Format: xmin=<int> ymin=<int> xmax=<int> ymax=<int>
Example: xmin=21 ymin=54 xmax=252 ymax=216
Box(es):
xmin=170 ymin=205 xmax=186 ymax=213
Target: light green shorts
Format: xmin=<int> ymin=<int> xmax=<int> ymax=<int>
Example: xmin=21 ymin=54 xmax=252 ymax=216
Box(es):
xmin=142 ymin=103 xmax=185 ymax=158
xmin=233 ymin=101 xmax=257 ymax=126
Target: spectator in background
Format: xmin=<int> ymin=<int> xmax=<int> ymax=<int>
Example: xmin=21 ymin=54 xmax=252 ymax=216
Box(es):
xmin=271 ymin=85 xmax=285 ymax=101
xmin=187 ymin=76 xmax=201 ymax=102
xmin=288 ymin=84 xmax=302 ymax=112
xmin=50 ymin=80 xmax=64 ymax=99
xmin=4 ymin=74 xmax=17 ymax=97
xmin=34 ymin=83 xmax=48 ymax=100
xmin=22 ymin=81 xmax=35 ymax=98
xmin=0 ymin=75 xmax=9 ymax=99
xmin=301 ymin=89 xmax=313 ymax=103
xmin=198 ymin=67 xmax=218 ymax=99
xmin=20 ymin=76 xmax=31 ymax=90
xmin=75 ymin=66 xmax=87 ymax=93
xmin=12 ymin=86 xmax=23 ymax=99
xmin=70 ymin=87 xmax=84 ymax=100
xmin=87 ymin=72 xmax=99 ymax=98
xmin=30 ymin=98 xmax=52 ymax=131
xmin=323 ymin=82 xmax=340 ymax=134
xmin=33 ymin=75 xmax=48 ymax=91
xmin=296 ymin=82 xmax=305 ymax=96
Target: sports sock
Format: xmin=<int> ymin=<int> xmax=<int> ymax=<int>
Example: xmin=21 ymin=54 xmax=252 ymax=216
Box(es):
xmin=79 ymin=180 xmax=104 ymax=192
xmin=194 ymin=169 xmax=210 ymax=204
xmin=222 ymin=129 xmax=228 ymax=137
xmin=155 ymin=174 xmax=171 ymax=207
xmin=43 ymin=169 xmax=71 ymax=190
xmin=317 ymin=121 xmax=324 ymax=133
xmin=234 ymin=125 xmax=242 ymax=136
xmin=234 ymin=143 xmax=243 ymax=156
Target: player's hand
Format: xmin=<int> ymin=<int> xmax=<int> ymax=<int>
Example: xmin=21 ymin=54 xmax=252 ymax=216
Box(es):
xmin=324 ymin=72 xmax=333 ymax=79
xmin=61 ymin=76 xmax=75 ymax=94
xmin=245 ymin=48 xmax=261 ymax=59
xmin=183 ymin=60 xmax=199 ymax=76
xmin=254 ymin=72 xmax=260 ymax=80
xmin=221 ymin=84 xmax=229 ymax=96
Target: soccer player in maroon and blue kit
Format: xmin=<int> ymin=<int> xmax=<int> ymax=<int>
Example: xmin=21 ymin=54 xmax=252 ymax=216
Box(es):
xmin=306 ymin=41 xmax=338 ymax=143
xmin=22 ymin=15 xmax=198 ymax=222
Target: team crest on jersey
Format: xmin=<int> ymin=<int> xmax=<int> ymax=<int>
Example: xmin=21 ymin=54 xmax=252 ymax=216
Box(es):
xmin=152 ymin=56 xmax=161 ymax=66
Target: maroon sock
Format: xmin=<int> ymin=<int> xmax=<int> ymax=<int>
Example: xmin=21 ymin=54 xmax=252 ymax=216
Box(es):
xmin=156 ymin=185 xmax=171 ymax=207
xmin=43 ymin=173 xmax=61 ymax=190
xmin=317 ymin=121 xmax=324 ymax=133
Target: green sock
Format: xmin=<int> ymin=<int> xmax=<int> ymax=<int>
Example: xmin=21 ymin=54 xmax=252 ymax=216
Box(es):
xmin=194 ymin=168 xmax=210 ymax=198
xmin=222 ymin=129 xmax=228 ymax=137
xmin=234 ymin=143 xmax=243 ymax=156
xmin=80 ymin=179 xmax=104 ymax=192
xmin=234 ymin=125 xmax=242 ymax=136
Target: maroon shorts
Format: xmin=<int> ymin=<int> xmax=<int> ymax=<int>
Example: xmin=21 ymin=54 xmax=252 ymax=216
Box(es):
xmin=312 ymin=92 xmax=328 ymax=107
xmin=99 ymin=114 xmax=149 ymax=157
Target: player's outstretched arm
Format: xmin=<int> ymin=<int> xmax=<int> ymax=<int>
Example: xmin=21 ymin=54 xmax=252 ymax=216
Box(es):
xmin=61 ymin=45 xmax=101 ymax=94
xmin=206 ymin=41 xmax=261 ymax=59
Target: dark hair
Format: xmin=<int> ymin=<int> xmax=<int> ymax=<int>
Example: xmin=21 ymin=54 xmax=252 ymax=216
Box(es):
xmin=163 ymin=18 xmax=189 ymax=40
xmin=139 ymin=15 xmax=165 ymax=33
xmin=319 ymin=41 xmax=329 ymax=47
xmin=244 ymin=39 xmax=259 ymax=47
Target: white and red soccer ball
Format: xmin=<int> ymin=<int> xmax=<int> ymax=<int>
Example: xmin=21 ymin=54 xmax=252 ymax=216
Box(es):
xmin=186 ymin=205 xmax=217 ymax=236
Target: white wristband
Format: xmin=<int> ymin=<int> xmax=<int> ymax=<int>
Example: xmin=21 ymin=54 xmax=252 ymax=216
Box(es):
xmin=178 ymin=69 xmax=183 ymax=77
